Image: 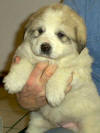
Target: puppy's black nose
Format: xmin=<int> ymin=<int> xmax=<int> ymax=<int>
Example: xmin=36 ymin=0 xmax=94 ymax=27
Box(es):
xmin=41 ymin=43 xmax=51 ymax=55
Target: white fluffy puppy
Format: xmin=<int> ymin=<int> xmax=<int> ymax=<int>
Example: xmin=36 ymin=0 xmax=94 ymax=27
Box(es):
xmin=3 ymin=3 xmax=100 ymax=133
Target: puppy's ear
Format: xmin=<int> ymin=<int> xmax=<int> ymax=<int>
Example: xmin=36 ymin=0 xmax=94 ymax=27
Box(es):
xmin=63 ymin=5 xmax=87 ymax=53
xmin=25 ymin=14 xmax=35 ymax=30
xmin=23 ymin=13 xmax=36 ymax=39
xmin=74 ymin=19 xmax=87 ymax=54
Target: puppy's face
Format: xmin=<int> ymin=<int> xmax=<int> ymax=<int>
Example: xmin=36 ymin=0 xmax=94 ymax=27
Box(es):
xmin=24 ymin=4 xmax=86 ymax=60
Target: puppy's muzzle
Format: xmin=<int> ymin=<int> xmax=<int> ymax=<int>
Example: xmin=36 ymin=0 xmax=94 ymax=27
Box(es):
xmin=41 ymin=42 xmax=51 ymax=55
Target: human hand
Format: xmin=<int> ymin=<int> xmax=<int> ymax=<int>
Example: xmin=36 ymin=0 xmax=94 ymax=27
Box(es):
xmin=14 ymin=56 xmax=57 ymax=110
xmin=14 ymin=56 xmax=73 ymax=110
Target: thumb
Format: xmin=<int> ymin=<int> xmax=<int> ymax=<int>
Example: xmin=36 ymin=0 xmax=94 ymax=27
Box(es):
xmin=27 ymin=62 xmax=49 ymax=86
xmin=40 ymin=64 xmax=57 ymax=84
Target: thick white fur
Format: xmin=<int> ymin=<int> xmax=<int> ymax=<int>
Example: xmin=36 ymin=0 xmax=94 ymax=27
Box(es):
xmin=3 ymin=4 xmax=100 ymax=133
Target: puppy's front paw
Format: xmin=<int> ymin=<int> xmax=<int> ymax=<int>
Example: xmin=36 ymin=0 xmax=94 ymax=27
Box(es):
xmin=46 ymin=88 xmax=65 ymax=107
xmin=3 ymin=73 xmax=24 ymax=94
xmin=3 ymin=59 xmax=33 ymax=94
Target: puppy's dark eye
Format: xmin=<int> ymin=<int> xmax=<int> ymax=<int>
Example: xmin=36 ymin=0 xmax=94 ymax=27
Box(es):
xmin=38 ymin=28 xmax=44 ymax=34
xmin=57 ymin=32 xmax=65 ymax=38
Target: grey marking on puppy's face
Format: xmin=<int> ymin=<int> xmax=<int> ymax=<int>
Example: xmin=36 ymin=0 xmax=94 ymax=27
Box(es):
xmin=28 ymin=27 xmax=45 ymax=38
xmin=56 ymin=31 xmax=71 ymax=43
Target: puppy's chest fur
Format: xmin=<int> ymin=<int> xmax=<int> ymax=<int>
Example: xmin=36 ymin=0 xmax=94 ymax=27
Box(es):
xmin=38 ymin=50 xmax=99 ymax=126
xmin=40 ymin=69 xmax=97 ymax=127
xmin=40 ymin=68 xmax=90 ymax=122
xmin=39 ymin=53 xmax=95 ymax=124
xmin=17 ymin=44 xmax=99 ymax=125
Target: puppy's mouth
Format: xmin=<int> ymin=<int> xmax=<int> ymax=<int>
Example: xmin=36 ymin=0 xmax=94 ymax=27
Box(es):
xmin=38 ymin=52 xmax=53 ymax=59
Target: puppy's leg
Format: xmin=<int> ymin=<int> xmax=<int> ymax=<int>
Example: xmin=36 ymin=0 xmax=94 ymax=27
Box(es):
xmin=26 ymin=112 xmax=53 ymax=133
xmin=46 ymin=69 xmax=68 ymax=106
xmin=80 ymin=112 xmax=100 ymax=133
xmin=3 ymin=58 xmax=33 ymax=93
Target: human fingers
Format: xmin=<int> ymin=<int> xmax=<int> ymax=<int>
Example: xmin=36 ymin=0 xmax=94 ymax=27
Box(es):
xmin=12 ymin=56 xmax=21 ymax=64
xmin=40 ymin=64 xmax=57 ymax=84
xmin=65 ymin=85 xmax=72 ymax=94
xmin=27 ymin=62 xmax=49 ymax=86
xmin=67 ymin=72 xmax=73 ymax=85
xmin=65 ymin=72 xmax=73 ymax=94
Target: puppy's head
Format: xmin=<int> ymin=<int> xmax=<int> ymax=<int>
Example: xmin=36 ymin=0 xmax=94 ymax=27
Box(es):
xmin=24 ymin=3 xmax=86 ymax=60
